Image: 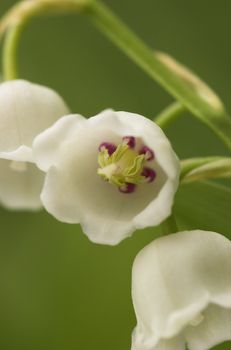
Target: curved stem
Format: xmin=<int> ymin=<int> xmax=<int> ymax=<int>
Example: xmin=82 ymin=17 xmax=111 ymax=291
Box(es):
xmin=87 ymin=0 xmax=231 ymax=151
xmin=3 ymin=23 xmax=24 ymax=80
xmin=1 ymin=0 xmax=231 ymax=151
xmin=1 ymin=0 xmax=90 ymax=80
xmin=154 ymin=101 xmax=185 ymax=128
xmin=0 ymin=0 xmax=90 ymax=39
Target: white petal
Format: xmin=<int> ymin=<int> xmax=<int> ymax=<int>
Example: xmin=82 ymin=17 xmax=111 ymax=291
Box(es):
xmin=33 ymin=114 xmax=86 ymax=171
xmin=88 ymin=110 xmax=180 ymax=228
xmin=0 ymin=80 xmax=70 ymax=161
xmin=38 ymin=109 xmax=180 ymax=244
xmin=132 ymin=329 xmax=185 ymax=350
xmin=0 ymin=159 xmax=44 ymax=210
xmin=132 ymin=230 xmax=231 ymax=341
xmin=40 ymin=129 xmax=136 ymax=244
xmin=0 ymin=145 xmax=33 ymax=162
xmin=185 ymin=304 xmax=231 ymax=350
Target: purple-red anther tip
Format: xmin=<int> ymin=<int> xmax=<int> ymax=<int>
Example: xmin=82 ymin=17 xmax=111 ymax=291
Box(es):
xmin=99 ymin=142 xmax=117 ymax=155
xmin=119 ymin=183 xmax=136 ymax=194
xmin=142 ymin=167 xmax=156 ymax=183
xmin=122 ymin=136 xmax=136 ymax=148
xmin=139 ymin=145 xmax=155 ymax=161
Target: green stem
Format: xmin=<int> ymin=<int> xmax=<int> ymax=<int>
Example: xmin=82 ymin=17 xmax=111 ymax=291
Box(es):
xmin=88 ymin=0 xmax=231 ymax=150
xmin=88 ymin=0 xmax=180 ymax=97
xmin=180 ymin=156 xmax=231 ymax=183
xmin=180 ymin=156 xmax=220 ymax=179
xmin=161 ymin=213 xmax=178 ymax=235
xmin=1 ymin=0 xmax=231 ymax=151
xmin=3 ymin=23 xmax=24 ymax=80
xmin=154 ymin=101 xmax=185 ymax=128
xmin=1 ymin=0 xmax=90 ymax=80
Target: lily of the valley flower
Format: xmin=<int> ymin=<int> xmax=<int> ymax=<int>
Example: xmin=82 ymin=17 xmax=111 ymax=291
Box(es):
xmin=132 ymin=230 xmax=231 ymax=350
xmin=0 ymin=79 xmax=69 ymax=210
xmin=33 ymin=109 xmax=180 ymax=245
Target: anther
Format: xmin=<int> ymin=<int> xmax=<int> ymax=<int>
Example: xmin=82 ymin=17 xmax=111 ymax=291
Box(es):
xmin=141 ymin=167 xmax=156 ymax=183
xmin=119 ymin=183 xmax=136 ymax=194
xmin=99 ymin=142 xmax=117 ymax=155
xmin=139 ymin=145 xmax=154 ymax=161
xmin=122 ymin=136 xmax=136 ymax=149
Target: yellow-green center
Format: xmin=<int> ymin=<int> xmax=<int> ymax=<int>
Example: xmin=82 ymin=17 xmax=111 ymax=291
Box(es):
xmin=98 ymin=143 xmax=145 ymax=187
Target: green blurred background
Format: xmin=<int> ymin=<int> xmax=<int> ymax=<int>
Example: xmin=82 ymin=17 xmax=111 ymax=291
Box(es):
xmin=0 ymin=1 xmax=230 ymax=349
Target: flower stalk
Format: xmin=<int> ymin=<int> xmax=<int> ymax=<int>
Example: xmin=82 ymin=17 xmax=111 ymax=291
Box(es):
xmin=180 ymin=156 xmax=231 ymax=183
xmin=1 ymin=0 xmax=231 ymax=149
xmin=154 ymin=101 xmax=185 ymax=128
xmin=160 ymin=213 xmax=178 ymax=236
xmin=1 ymin=0 xmax=90 ymax=80
xmin=3 ymin=24 xmax=23 ymax=80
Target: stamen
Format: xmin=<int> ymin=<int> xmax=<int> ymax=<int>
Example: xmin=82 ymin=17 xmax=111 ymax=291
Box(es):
xmin=99 ymin=142 xmax=117 ymax=155
xmin=139 ymin=145 xmax=155 ymax=161
xmin=122 ymin=136 xmax=136 ymax=148
xmin=119 ymin=183 xmax=136 ymax=194
xmin=141 ymin=167 xmax=156 ymax=183
xmin=98 ymin=138 xmax=156 ymax=194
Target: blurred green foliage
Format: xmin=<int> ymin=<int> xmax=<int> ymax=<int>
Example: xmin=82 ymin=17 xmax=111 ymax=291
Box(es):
xmin=0 ymin=1 xmax=230 ymax=349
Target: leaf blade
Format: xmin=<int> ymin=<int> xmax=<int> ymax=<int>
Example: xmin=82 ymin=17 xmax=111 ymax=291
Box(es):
xmin=175 ymin=181 xmax=231 ymax=238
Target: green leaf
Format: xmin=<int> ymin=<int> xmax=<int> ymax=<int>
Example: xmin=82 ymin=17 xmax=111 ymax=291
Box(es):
xmin=175 ymin=181 xmax=231 ymax=239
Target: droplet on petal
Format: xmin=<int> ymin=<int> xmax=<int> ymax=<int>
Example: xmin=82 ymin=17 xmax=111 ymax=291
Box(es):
xmin=122 ymin=136 xmax=136 ymax=148
xmin=141 ymin=167 xmax=156 ymax=182
xmin=119 ymin=183 xmax=136 ymax=194
xmin=139 ymin=145 xmax=155 ymax=161
xmin=99 ymin=142 xmax=117 ymax=155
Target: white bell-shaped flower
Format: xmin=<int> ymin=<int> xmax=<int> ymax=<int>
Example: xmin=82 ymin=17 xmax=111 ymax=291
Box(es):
xmin=33 ymin=109 xmax=180 ymax=244
xmin=0 ymin=79 xmax=70 ymax=210
xmin=132 ymin=230 xmax=231 ymax=350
